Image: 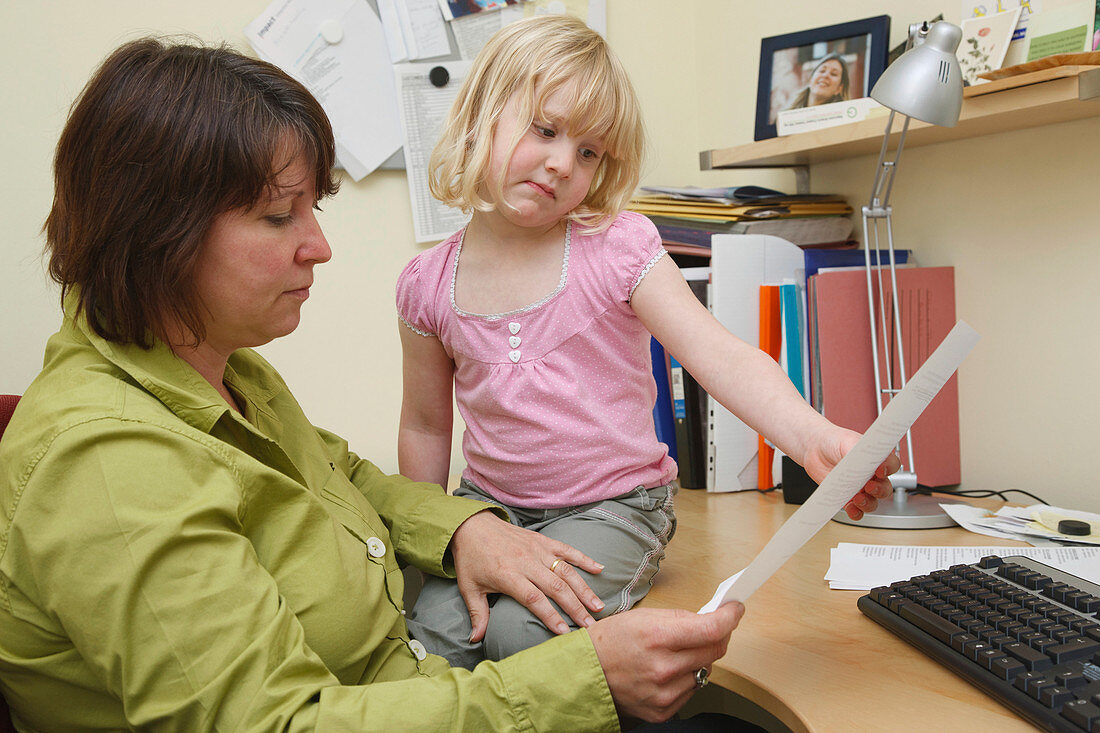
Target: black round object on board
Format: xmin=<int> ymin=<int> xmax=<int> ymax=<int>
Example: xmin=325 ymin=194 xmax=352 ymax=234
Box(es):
xmin=429 ymin=66 xmax=449 ymax=88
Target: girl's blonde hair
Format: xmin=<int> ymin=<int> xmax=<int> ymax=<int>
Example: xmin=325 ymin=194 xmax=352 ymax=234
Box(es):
xmin=428 ymin=15 xmax=644 ymax=233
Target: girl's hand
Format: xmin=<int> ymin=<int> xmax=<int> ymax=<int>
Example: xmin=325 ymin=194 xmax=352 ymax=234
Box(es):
xmin=449 ymin=511 xmax=605 ymax=642
xmin=801 ymin=426 xmax=898 ymax=520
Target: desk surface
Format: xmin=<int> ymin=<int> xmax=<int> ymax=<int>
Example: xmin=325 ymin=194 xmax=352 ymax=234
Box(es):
xmin=642 ymin=489 xmax=1039 ymax=733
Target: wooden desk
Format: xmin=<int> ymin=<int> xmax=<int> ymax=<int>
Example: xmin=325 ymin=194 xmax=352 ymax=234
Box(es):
xmin=643 ymin=489 xmax=1039 ymax=733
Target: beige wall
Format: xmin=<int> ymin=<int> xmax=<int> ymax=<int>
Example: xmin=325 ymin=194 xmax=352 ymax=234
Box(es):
xmin=3 ymin=2 xmax=1097 ymax=511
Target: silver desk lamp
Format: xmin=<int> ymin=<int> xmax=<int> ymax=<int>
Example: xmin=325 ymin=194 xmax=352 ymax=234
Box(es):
xmin=834 ymin=21 xmax=964 ymax=529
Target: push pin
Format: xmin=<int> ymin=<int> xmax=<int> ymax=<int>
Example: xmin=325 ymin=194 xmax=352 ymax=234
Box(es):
xmin=429 ymin=66 xmax=450 ymax=88
xmin=319 ymin=19 xmax=343 ymax=44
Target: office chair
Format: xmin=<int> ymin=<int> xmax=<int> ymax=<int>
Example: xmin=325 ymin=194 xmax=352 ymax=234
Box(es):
xmin=0 ymin=395 xmax=17 ymax=441
xmin=0 ymin=394 xmax=20 ymax=733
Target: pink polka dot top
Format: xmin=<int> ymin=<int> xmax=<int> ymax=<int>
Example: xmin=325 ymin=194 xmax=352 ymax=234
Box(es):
xmin=396 ymin=210 xmax=677 ymax=509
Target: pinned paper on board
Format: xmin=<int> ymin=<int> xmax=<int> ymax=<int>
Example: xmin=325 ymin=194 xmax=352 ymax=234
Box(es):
xmin=245 ymin=0 xmax=403 ymax=181
xmin=394 ymin=61 xmax=473 ymax=242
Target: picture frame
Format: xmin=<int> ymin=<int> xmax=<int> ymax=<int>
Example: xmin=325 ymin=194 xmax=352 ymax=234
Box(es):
xmin=755 ymin=15 xmax=891 ymax=141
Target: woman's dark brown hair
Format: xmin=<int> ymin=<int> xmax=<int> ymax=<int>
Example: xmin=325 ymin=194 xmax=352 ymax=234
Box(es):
xmin=45 ymin=37 xmax=340 ymax=347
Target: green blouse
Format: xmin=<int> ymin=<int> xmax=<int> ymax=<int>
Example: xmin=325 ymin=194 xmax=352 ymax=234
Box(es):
xmin=0 ymin=306 xmax=617 ymax=732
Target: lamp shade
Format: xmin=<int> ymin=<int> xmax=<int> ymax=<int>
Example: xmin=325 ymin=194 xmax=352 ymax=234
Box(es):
xmin=870 ymin=21 xmax=964 ymax=127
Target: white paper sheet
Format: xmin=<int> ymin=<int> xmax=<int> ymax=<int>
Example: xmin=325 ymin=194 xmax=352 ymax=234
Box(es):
xmin=939 ymin=503 xmax=1049 ymax=543
xmin=245 ymin=0 xmax=402 ymax=181
xmin=824 ymin=542 xmax=1100 ymax=590
xmin=394 ymin=61 xmax=472 ymax=242
xmin=699 ymin=321 xmax=980 ymax=613
xmin=379 ymin=0 xmax=451 ymax=62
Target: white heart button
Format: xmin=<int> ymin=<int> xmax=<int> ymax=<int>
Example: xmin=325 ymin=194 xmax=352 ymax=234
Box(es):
xmin=508 ymin=322 xmax=521 ymax=335
xmin=509 ymin=335 xmax=521 ymax=348
xmin=508 ymin=350 xmax=521 ymax=363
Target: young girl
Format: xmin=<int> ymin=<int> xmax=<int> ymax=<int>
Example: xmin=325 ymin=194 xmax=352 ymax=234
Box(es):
xmin=396 ymin=15 xmax=893 ymax=669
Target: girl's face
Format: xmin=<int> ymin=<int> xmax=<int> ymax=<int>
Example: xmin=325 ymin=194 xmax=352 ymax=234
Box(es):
xmin=483 ymin=85 xmax=607 ymax=232
xmin=810 ymin=59 xmax=844 ymax=100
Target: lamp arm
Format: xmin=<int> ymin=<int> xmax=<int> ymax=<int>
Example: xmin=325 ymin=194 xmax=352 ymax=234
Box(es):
xmin=863 ymin=109 xmax=918 ymax=477
xmin=866 ymin=111 xmax=912 ymax=214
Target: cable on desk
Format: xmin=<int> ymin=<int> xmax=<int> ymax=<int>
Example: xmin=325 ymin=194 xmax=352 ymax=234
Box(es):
xmin=912 ymin=486 xmax=1050 ymax=505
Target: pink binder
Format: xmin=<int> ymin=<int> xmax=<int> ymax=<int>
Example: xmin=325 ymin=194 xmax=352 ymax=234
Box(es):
xmin=811 ymin=266 xmax=960 ymax=487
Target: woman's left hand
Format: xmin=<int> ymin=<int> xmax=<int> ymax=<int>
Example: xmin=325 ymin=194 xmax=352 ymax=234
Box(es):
xmin=448 ymin=511 xmax=606 ymax=642
xmin=801 ymin=426 xmax=898 ymax=520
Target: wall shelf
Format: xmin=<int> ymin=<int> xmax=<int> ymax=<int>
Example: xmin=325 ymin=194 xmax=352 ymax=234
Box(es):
xmin=700 ymin=66 xmax=1100 ymax=171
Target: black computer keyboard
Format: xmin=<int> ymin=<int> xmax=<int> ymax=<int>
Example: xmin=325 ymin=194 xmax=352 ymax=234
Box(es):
xmin=858 ymin=555 xmax=1100 ymax=732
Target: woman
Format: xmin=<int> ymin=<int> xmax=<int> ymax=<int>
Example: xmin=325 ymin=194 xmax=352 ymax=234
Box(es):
xmin=786 ymin=53 xmax=850 ymax=109
xmin=0 ymin=38 xmax=755 ymax=731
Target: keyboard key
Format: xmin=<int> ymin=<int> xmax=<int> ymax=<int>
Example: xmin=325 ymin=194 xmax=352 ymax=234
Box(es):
xmin=1073 ymin=680 xmax=1100 ymax=702
xmin=1039 ymin=685 xmax=1074 ymax=708
xmin=1049 ymin=609 xmax=1077 ymax=624
xmin=1028 ymin=617 xmax=1055 ymax=634
xmin=1027 ymin=679 xmax=1058 ymax=700
xmin=1003 ymin=641 xmax=1053 ymax=671
xmin=1032 ymin=637 xmax=1058 ymax=654
xmin=978 ymin=555 xmax=1003 ymax=568
xmin=898 ymin=601 xmax=966 ymax=643
xmin=1060 ymin=698 xmax=1100 ymax=730
xmin=1047 ymin=638 xmax=1100 ymax=664
xmin=1047 ymin=583 xmax=1074 ymax=603
xmin=1014 ymin=671 xmax=1048 ymax=694
xmin=998 ymin=563 xmax=1025 ymax=581
xmin=951 ymin=633 xmax=978 ymax=653
xmin=1025 ymin=574 xmax=1054 ymax=591
xmin=977 ymin=648 xmax=1002 ymax=669
xmin=1074 ymin=595 xmax=1100 ymax=614
xmin=965 ymin=640 xmax=993 ymax=662
xmin=989 ymin=655 xmax=1026 ymax=680
xmin=1056 ymin=670 xmax=1087 ymax=690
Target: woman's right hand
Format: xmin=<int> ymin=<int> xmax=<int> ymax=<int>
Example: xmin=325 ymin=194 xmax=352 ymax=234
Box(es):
xmin=587 ymin=602 xmax=745 ymax=724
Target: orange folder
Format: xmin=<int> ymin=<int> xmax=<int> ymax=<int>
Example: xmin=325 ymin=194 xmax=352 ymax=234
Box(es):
xmin=758 ymin=285 xmax=782 ymax=489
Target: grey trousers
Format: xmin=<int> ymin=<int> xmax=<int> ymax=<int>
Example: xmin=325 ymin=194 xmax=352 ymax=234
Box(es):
xmin=406 ymin=479 xmax=678 ymax=670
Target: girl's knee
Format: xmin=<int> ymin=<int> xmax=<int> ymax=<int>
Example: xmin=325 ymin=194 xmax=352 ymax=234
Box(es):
xmin=483 ymin=598 xmax=557 ymax=660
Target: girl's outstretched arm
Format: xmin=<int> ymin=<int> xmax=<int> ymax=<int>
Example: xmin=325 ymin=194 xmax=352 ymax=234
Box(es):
xmin=631 ymin=256 xmax=894 ymax=518
xmin=397 ymin=319 xmax=456 ymax=489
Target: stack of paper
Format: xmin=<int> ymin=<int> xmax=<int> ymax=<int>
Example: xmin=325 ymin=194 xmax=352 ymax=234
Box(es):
xmin=825 ymin=542 xmax=1100 ymax=591
xmin=629 ymin=185 xmax=854 ymax=256
xmin=941 ymin=503 xmax=1100 ymax=546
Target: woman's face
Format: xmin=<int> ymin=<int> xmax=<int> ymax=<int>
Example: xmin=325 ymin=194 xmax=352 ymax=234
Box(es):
xmin=189 ymin=153 xmax=331 ymax=355
xmin=809 ymin=58 xmax=844 ymax=102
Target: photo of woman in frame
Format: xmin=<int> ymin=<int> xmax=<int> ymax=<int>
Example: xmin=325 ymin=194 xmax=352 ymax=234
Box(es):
xmin=754 ymin=16 xmax=889 ymax=141
xmin=770 ymin=37 xmax=869 ymax=123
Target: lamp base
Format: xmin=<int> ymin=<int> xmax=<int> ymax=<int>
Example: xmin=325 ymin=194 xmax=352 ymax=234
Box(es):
xmin=832 ymin=489 xmax=962 ymax=529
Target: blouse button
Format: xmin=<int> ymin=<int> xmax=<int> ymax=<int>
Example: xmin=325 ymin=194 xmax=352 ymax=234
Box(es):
xmin=409 ymin=639 xmax=428 ymax=661
xmin=366 ymin=537 xmax=386 ymax=558
xmin=508 ymin=350 xmax=521 ymax=363
xmin=509 ymin=335 xmax=521 ymax=348
xmin=508 ymin=321 xmax=521 ymax=334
